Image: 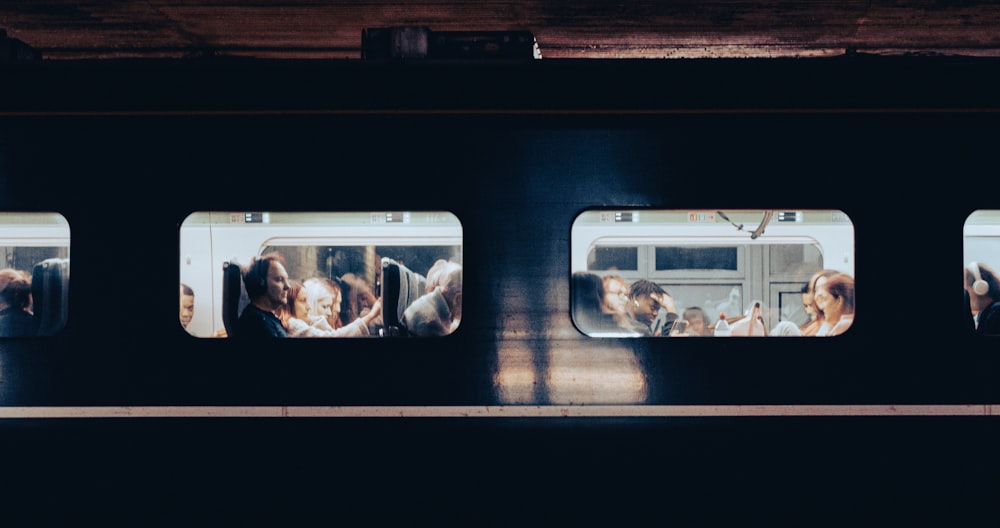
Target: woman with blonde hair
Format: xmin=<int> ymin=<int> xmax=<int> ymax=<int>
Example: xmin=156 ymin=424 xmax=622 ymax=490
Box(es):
xmin=302 ymin=277 xmax=381 ymax=337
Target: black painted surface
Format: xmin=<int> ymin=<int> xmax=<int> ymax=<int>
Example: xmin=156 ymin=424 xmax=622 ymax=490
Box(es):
xmin=0 ymin=58 xmax=997 ymax=516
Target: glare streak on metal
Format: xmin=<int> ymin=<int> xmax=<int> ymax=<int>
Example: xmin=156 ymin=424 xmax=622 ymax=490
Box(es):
xmin=0 ymin=405 xmax=995 ymax=419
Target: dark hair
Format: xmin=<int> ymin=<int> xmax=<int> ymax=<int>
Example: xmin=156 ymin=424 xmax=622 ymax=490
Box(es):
xmin=823 ymin=273 xmax=856 ymax=314
xmin=181 ymin=283 xmax=194 ymax=297
xmin=0 ymin=268 xmax=32 ymax=310
xmin=573 ymin=271 xmax=614 ymax=333
xmin=628 ymin=279 xmax=664 ymax=300
xmin=243 ymin=252 xmax=285 ymax=299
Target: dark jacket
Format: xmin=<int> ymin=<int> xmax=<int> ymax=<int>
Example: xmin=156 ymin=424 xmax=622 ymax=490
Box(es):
xmin=0 ymin=307 xmax=37 ymax=337
xmin=234 ymin=304 xmax=288 ymax=339
xmin=976 ymin=300 xmax=1000 ymax=336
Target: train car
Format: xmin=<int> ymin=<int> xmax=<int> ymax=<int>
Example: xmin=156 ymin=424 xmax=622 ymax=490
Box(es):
xmin=1 ymin=57 xmax=999 ymax=519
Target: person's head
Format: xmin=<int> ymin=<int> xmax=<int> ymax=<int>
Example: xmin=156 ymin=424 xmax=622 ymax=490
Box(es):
xmin=426 ymin=259 xmax=462 ymax=321
xmin=807 ymin=269 xmax=840 ymax=319
xmin=287 ymin=280 xmax=309 ymax=320
xmin=573 ymin=272 xmax=605 ymax=328
xmin=304 ymin=278 xmax=336 ymax=319
xmin=601 ymin=275 xmax=629 ymax=316
xmin=243 ymin=252 xmax=290 ymax=310
xmin=800 ymin=283 xmax=816 ymax=321
xmin=814 ymin=272 xmax=855 ymax=320
xmin=341 ymin=273 xmax=376 ymax=320
xmin=0 ymin=268 xmax=32 ymax=312
xmin=682 ymin=306 xmax=711 ymax=336
xmin=180 ymin=283 xmax=195 ymax=329
xmin=628 ymin=279 xmax=665 ymax=325
xmin=966 ymin=261 xmax=1000 ymax=312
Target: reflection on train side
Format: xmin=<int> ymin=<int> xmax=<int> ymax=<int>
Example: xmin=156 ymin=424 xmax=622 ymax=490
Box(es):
xmin=179 ymin=212 xmax=462 ymax=338
xmin=963 ymin=210 xmax=1000 ymax=335
xmin=0 ymin=212 xmax=70 ymax=337
xmin=571 ymin=210 xmax=855 ymax=338
xmin=493 ymin=278 xmax=648 ymax=404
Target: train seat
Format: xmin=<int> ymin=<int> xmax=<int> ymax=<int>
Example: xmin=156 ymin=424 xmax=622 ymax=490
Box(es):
xmin=222 ymin=260 xmax=248 ymax=338
xmin=31 ymin=257 xmax=69 ymax=336
xmin=380 ymin=257 xmax=427 ymax=336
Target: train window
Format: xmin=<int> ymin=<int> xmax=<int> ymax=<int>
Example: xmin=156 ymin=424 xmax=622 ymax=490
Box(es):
xmin=587 ymin=246 xmax=639 ymax=272
xmin=179 ymin=211 xmax=462 ymax=338
xmin=963 ymin=210 xmax=1000 ymax=336
xmin=571 ymin=209 xmax=855 ymax=337
xmin=655 ymin=247 xmax=739 ymax=271
xmin=0 ymin=212 xmax=71 ymax=337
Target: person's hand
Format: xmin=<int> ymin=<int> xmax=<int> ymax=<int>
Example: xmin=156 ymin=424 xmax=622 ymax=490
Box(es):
xmin=363 ymin=297 xmax=383 ymax=326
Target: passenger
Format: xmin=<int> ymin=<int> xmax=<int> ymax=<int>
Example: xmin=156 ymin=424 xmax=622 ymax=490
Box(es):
xmin=965 ymin=261 xmax=1000 ymax=335
xmin=234 ymin=252 xmax=290 ymax=339
xmin=626 ymin=279 xmax=669 ymax=336
xmin=0 ymin=268 xmax=36 ymax=337
xmin=281 ymin=280 xmax=329 ymax=337
xmin=798 ymin=283 xmax=819 ymax=335
xmin=600 ymin=274 xmax=630 ymax=320
xmin=305 ymin=278 xmax=345 ymax=330
xmin=800 ymin=269 xmax=839 ymax=336
xmin=303 ymin=277 xmax=381 ymax=337
xmin=401 ymin=259 xmax=462 ymax=336
xmin=681 ymin=306 xmax=712 ymax=336
xmin=572 ymin=271 xmax=629 ymax=335
xmin=814 ymin=272 xmax=855 ymax=336
xmin=340 ymin=273 xmax=381 ymax=334
xmin=180 ymin=283 xmax=195 ymax=332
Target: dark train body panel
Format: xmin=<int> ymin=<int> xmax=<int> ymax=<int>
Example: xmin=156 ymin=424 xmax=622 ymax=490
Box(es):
xmin=0 ymin=57 xmax=999 ymax=516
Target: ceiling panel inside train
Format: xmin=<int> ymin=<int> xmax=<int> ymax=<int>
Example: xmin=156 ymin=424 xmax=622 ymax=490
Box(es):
xmin=0 ymin=0 xmax=999 ymax=60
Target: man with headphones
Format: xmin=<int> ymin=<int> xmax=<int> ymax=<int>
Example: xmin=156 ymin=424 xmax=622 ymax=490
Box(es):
xmin=234 ymin=251 xmax=290 ymax=339
xmin=965 ymin=261 xmax=1000 ymax=336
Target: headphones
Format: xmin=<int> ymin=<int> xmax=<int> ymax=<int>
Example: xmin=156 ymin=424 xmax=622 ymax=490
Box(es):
xmin=247 ymin=257 xmax=271 ymax=293
xmin=968 ymin=261 xmax=989 ymax=296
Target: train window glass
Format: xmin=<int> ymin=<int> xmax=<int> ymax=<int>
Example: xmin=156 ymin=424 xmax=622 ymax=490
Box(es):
xmin=0 ymin=212 xmax=71 ymax=337
xmin=587 ymin=246 xmax=638 ymax=272
xmin=571 ymin=209 xmax=854 ymax=337
xmin=769 ymin=244 xmax=823 ymax=276
xmin=179 ymin=211 xmax=462 ymax=338
xmin=963 ymin=210 xmax=1000 ymax=335
xmin=655 ymin=247 xmax=738 ymax=271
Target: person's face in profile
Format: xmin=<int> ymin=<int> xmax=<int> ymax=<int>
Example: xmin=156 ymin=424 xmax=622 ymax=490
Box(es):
xmin=317 ymin=294 xmax=334 ymax=318
xmin=631 ymin=294 xmax=660 ymax=325
xmin=814 ymin=284 xmax=840 ymax=318
xmin=685 ymin=314 xmax=706 ymax=336
xmin=265 ymin=261 xmax=290 ymax=309
xmin=293 ymin=288 xmax=310 ymax=320
xmin=179 ymin=291 xmax=194 ymax=329
xmin=802 ymin=292 xmax=816 ymax=320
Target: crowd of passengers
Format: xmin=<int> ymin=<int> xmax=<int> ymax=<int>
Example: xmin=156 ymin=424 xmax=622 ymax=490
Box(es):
xmin=573 ymin=268 xmax=857 ymax=337
xmin=229 ymin=251 xmax=462 ymax=339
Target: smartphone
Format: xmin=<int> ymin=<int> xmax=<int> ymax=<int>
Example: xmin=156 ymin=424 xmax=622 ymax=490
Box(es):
xmin=670 ymin=320 xmax=689 ymax=335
